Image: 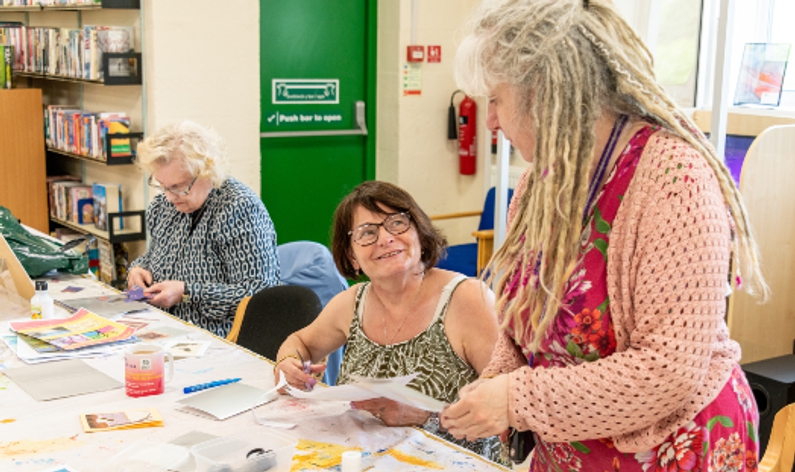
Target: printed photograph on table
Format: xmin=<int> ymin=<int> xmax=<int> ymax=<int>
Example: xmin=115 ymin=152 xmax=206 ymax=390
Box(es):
xmin=166 ymin=340 xmax=211 ymax=358
xmin=734 ymin=43 xmax=791 ymax=106
xmin=79 ymin=408 xmax=163 ymax=433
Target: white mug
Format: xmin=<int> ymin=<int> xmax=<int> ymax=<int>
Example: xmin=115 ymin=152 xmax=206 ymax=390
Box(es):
xmin=124 ymin=343 xmax=174 ymax=397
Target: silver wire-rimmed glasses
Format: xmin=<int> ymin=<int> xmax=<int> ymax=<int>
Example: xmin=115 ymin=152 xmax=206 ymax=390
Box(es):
xmin=148 ymin=175 xmax=198 ymax=197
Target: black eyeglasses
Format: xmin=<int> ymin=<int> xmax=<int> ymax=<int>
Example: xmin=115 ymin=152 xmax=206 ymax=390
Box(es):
xmin=348 ymin=212 xmax=412 ymax=246
xmin=148 ymin=175 xmax=198 ymax=197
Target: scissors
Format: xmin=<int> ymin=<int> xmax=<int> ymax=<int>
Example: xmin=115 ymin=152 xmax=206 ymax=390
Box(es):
xmin=295 ymin=349 xmax=314 ymax=391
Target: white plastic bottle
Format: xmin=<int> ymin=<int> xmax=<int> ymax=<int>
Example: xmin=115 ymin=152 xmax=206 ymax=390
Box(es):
xmin=31 ymin=280 xmax=54 ymax=320
xmin=341 ymin=451 xmax=362 ymax=472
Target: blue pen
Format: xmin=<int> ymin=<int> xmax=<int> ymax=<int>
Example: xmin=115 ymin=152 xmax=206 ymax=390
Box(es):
xmin=295 ymin=349 xmax=314 ymax=391
xmin=183 ymin=378 xmax=241 ymax=394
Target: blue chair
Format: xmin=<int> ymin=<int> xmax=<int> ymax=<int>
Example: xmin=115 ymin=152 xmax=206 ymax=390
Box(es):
xmin=277 ymin=241 xmax=348 ymax=385
xmin=433 ymin=187 xmax=514 ymax=277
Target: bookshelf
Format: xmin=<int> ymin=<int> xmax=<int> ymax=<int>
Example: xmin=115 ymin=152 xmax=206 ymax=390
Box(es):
xmin=50 ymin=211 xmax=144 ymax=243
xmin=0 ymin=1 xmax=147 ymax=286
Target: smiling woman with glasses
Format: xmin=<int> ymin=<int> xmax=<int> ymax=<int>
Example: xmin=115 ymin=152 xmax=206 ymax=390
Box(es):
xmin=126 ymin=120 xmax=281 ymax=338
xmin=273 ymin=181 xmax=503 ymax=464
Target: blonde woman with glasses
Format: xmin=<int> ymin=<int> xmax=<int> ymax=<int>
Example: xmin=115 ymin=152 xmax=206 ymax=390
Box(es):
xmin=274 ymin=181 xmax=502 ymax=462
xmin=441 ymin=0 xmax=768 ymax=470
xmin=127 ymin=120 xmax=280 ymax=338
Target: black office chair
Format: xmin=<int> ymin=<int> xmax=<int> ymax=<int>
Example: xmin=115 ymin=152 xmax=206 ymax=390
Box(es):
xmin=226 ymin=285 xmax=322 ymax=361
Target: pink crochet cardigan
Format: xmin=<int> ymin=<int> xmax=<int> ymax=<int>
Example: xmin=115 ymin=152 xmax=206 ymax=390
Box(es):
xmin=485 ymin=130 xmax=740 ymax=453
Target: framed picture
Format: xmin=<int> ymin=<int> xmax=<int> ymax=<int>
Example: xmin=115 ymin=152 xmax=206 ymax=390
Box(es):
xmin=102 ymin=53 xmax=142 ymax=86
xmin=734 ymin=43 xmax=791 ymax=106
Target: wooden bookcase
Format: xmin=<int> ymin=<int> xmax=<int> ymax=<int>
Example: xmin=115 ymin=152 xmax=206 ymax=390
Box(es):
xmin=0 ymin=89 xmax=48 ymax=233
xmin=1 ymin=2 xmax=147 ymax=286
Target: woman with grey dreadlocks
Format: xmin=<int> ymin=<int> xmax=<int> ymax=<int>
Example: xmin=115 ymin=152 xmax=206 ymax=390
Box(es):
xmin=441 ymin=0 xmax=768 ymax=470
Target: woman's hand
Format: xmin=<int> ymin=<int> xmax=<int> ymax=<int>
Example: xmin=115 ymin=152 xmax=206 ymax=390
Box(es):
xmin=441 ymin=375 xmax=511 ymax=441
xmin=274 ymin=358 xmax=326 ymax=392
xmin=127 ymin=267 xmax=152 ymax=290
xmin=351 ymin=398 xmax=432 ymax=427
xmin=145 ymin=280 xmax=185 ymax=309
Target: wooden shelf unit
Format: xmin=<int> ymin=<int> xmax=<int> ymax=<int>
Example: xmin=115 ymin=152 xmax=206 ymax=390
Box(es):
xmin=0 ymin=89 xmax=48 ymax=233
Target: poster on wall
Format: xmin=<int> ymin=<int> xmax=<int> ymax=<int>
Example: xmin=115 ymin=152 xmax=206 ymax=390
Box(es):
xmin=733 ymin=43 xmax=791 ymax=107
xmin=402 ymin=63 xmax=422 ymax=96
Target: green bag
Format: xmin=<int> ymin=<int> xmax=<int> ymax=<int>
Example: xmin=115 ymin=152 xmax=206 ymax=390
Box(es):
xmin=0 ymin=206 xmax=88 ymax=277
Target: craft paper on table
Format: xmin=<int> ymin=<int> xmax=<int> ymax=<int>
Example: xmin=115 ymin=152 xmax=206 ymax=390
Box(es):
xmin=114 ymin=316 xmax=151 ymax=332
xmin=177 ymin=382 xmax=278 ymax=420
xmin=166 ymin=340 xmax=211 ymax=358
xmin=285 ymin=373 xmax=448 ymax=412
xmin=80 ymin=407 xmax=164 ymax=433
xmin=61 ymin=285 xmax=85 ymax=293
xmin=14 ymin=335 xmax=134 ymax=364
xmin=9 ymin=308 xmax=133 ymax=351
xmin=125 ymin=285 xmax=151 ymax=301
xmin=45 ymin=275 xmax=116 ymax=299
xmin=56 ymin=294 xmax=151 ymax=317
xmin=136 ymin=326 xmax=190 ymax=341
xmin=3 ymin=358 xmax=122 ymax=401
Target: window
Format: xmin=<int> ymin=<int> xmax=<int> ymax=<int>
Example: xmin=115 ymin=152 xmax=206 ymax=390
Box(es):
xmin=769 ymin=0 xmax=795 ymax=91
xmin=614 ymin=0 xmax=703 ymax=107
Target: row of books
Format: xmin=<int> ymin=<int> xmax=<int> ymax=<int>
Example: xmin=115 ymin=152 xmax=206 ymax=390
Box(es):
xmin=49 ymin=227 xmax=127 ymax=286
xmin=47 ymin=175 xmax=123 ymax=232
xmin=45 ymin=105 xmax=132 ymax=160
xmin=0 ymin=44 xmax=11 ymax=88
xmin=2 ymin=0 xmax=101 ymax=5
xmin=0 ymin=23 xmax=133 ymax=80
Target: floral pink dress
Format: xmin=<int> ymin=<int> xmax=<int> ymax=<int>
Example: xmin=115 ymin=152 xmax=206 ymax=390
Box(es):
xmin=516 ymin=125 xmax=760 ymax=472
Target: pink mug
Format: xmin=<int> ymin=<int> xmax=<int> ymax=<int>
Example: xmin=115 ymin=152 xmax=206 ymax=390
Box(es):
xmin=124 ymin=343 xmax=174 ymax=397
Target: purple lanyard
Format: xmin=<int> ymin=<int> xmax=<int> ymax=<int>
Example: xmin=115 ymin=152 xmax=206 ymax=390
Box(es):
xmin=582 ymin=114 xmax=628 ymax=225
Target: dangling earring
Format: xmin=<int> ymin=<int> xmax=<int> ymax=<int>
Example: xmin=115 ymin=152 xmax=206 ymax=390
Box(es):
xmin=355 ymin=268 xmax=361 ymax=277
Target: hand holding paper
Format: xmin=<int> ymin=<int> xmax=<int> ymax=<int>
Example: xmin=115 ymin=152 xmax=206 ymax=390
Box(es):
xmin=283 ymin=374 xmax=448 ymax=413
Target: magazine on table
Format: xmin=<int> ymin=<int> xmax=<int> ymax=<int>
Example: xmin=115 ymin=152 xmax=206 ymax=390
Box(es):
xmin=9 ymin=308 xmax=134 ymax=351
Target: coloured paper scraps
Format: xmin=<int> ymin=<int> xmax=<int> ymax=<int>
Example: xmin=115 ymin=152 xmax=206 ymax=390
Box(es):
xmin=289 ymin=438 xmax=443 ymax=471
xmin=0 ymin=436 xmax=84 ymax=458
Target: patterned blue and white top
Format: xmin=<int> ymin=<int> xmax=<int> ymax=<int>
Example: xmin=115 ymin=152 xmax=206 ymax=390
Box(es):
xmin=130 ymin=177 xmax=280 ymax=337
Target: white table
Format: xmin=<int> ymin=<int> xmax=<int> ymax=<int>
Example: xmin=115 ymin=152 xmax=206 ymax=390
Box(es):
xmin=0 ymin=275 xmax=508 ymax=472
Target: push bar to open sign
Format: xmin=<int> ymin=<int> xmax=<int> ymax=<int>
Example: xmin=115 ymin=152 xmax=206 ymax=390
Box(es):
xmin=260 ymin=101 xmax=368 ymax=138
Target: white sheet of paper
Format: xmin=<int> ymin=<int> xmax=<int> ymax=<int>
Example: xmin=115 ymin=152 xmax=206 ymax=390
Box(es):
xmin=165 ymin=340 xmax=211 ymax=358
xmin=285 ymin=373 xmax=448 ymax=412
xmin=3 ymin=359 xmax=122 ymax=401
xmin=177 ymin=383 xmax=278 ymax=421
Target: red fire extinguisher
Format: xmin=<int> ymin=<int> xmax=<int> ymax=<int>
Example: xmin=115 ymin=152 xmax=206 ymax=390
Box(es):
xmin=448 ymin=90 xmax=477 ymax=175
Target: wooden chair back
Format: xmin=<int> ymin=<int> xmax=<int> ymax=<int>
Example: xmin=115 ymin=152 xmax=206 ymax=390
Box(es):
xmin=727 ymin=124 xmax=795 ymax=363
xmin=760 ymin=403 xmax=795 ymax=472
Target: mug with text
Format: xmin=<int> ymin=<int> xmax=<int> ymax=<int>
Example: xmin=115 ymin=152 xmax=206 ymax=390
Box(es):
xmin=124 ymin=343 xmax=174 ymax=397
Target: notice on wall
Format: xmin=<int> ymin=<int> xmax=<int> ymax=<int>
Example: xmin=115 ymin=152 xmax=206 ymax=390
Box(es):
xmin=427 ymin=45 xmax=441 ymax=63
xmin=272 ymin=79 xmax=339 ymax=104
xmin=402 ymin=63 xmax=422 ymax=96
xmin=265 ymin=111 xmax=343 ymax=126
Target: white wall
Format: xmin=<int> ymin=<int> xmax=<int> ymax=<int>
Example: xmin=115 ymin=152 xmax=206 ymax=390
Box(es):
xmin=377 ymin=0 xmax=487 ymax=245
xmin=143 ymin=0 xmax=260 ymax=196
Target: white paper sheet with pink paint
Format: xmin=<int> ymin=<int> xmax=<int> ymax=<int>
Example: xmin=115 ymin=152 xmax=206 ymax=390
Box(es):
xmin=285 ymin=373 xmax=448 ymax=412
